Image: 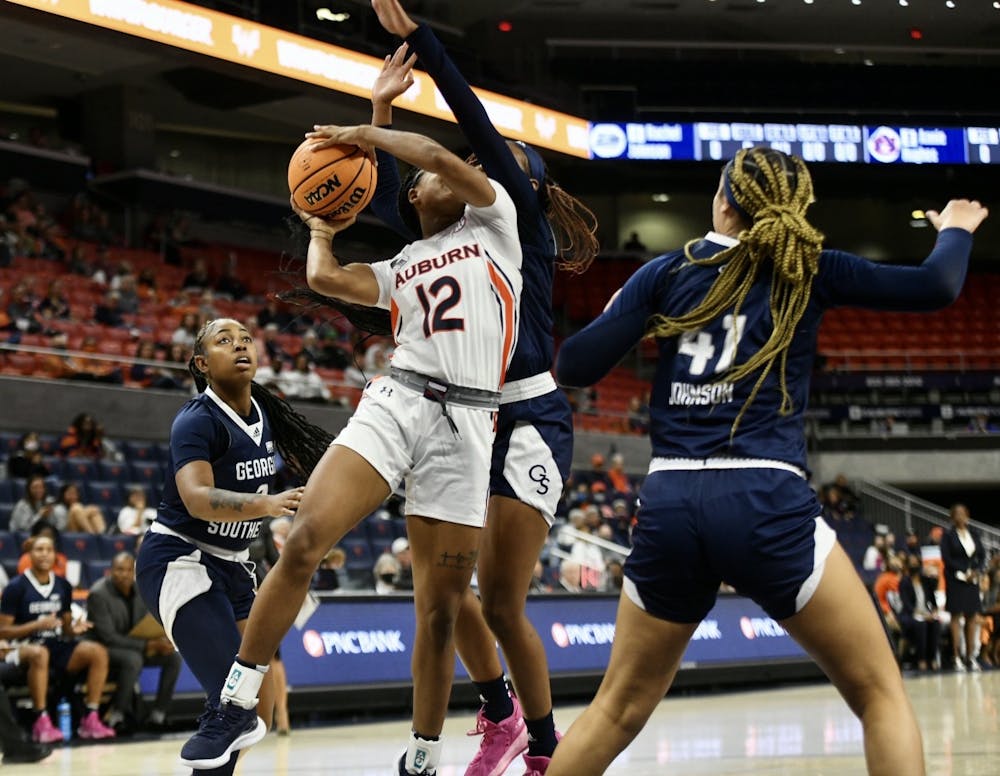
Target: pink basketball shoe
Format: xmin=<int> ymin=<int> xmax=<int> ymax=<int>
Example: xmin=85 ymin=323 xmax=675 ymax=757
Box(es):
xmin=465 ymin=695 xmax=528 ymax=776
xmin=78 ymin=710 xmax=117 ymax=740
xmin=31 ymin=712 xmax=64 ymax=744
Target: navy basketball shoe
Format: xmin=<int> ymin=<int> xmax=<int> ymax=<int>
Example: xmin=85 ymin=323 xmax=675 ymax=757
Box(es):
xmin=179 ymin=701 xmax=266 ymax=769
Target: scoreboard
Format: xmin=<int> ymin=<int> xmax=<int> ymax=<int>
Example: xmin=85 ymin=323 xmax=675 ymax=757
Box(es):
xmin=588 ymin=119 xmax=1000 ymax=165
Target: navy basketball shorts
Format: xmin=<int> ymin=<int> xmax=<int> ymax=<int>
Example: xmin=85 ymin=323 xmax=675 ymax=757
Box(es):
xmin=624 ymin=467 xmax=836 ymax=623
xmin=136 ymin=529 xmax=257 ymax=645
xmin=490 ymin=389 xmax=573 ymax=526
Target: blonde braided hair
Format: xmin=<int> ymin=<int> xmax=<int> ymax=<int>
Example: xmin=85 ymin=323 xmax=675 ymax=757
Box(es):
xmin=647 ymin=147 xmax=825 ymax=435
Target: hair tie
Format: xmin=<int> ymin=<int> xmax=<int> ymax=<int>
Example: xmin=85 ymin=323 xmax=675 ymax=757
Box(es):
xmin=722 ymin=161 xmax=751 ymax=221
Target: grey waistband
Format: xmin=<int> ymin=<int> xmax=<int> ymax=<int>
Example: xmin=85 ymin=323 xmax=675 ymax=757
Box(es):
xmin=389 ymin=367 xmax=501 ymax=410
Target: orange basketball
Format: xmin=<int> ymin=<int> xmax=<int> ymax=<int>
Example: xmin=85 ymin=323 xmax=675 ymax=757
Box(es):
xmin=287 ymin=140 xmax=377 ymax=219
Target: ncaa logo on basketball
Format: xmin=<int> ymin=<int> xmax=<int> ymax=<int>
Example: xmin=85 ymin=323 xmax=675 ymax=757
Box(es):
xmin=589 ymin=123 xmax=628 ymax=159
xmin=304 ymin=175 xmax=343 ymax=207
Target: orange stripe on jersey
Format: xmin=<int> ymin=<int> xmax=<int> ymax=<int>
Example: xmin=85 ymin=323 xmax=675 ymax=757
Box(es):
xmin=390 ymin=298 xmax=401 ymax=343
xmin=486 ymin=261 xmax=516 ymax=388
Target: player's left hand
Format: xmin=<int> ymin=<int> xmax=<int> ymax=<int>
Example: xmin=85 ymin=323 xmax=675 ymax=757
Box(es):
xmin=306 ymin=125 xmax=375 ymax=159
xmin=71 ymin=619 xmax=94 ymax=636
xmin=372 ymin=43 xmax=417 ymax=107
xmin=371 ymin=0 xmax=418 ymax=38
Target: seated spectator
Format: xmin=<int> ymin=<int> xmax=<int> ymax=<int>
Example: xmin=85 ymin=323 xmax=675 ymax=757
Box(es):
xmin=181 ymin=258 xmax=211 ymax=292
xmin=170 ymin=312 xmax=200 ymax=349
xmin=58 ymin=412 xmax=106 ymax=458
xmin=623 ymin=231 xmax=646 ymax=252
xmin=94 ymin=290 xmax=126 ymax=328
xmin=896 ymin=554 xmax=942 ymax=671
xmin=313 ymin=547 xmax=345 ymax=592
xmin=607 ymin=453 xmax=632 ymax=496
xmin=114 ymin=273 xmax=140 ymax=314
xmin=260 ymin=323 xmax=287 ymax=364
xmin=583 ymin=453 xmax=611 ymax=491
xmin=5 ymin=281 xmax=42 ymax=334
xmin=63 ymin=338 xmax=123 ymax=384
xmin=558 ymin=559 xmax=583 ymax=593
xmin=604 ymin=559 xmax=624 ymax=592
xmin=567 ymin=386 xmax=598 ymax=415
xmin=0 ymin=535 xmax=116 ymax=741
xmin=257 ymin=299 xmax=293 ymax=331
xmin=36 ymin=279 xmax=70 ymax=320
xmin=0 ymin=650 xmax=51 ymax=761
xmin=626 ymin=396 xmax=649 ymax=434
xmin=17 ymin=523 xmax=69 ymax=578
xmin=137 ymin=267 xmax=159 ymax=301
xmin=345 ymin=341 xmax=392 ymax=387
xmin=863 ymin=533 xmax=888 ymax=574
xmin=373 ymin=552 xmax=402 ymax=594
xmin=390 ymin=537 xmax=413 ymax=592
xmin=86 ymin=553 xmax=181 ymax=732
xmin=214 ymin=262 xmax=247 ymax=301
xmin=529 ymin=560 xmax=552 ymax=593
xmin=6 ymin=433 xmax=50 ymax=480
xmin=9 ymin=476 xmax=56 ymax=532
xmin=52 ymin=483 xmax=106 ymax=535
xmin=254 ymin=356 xmax=286 ymax=394
xmin=874 ymin=554 xmax=904 ymax=629
xmin=117 ymin=487 xmax=156 ymax=535
xmin=281 ymin=354 xmax=331 ymax=403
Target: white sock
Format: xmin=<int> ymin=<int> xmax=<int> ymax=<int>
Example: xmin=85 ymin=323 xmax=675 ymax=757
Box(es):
xmin=404 ymin=733 xmax=442 ymax=774
xmin=220 ymin=658 xmax=268 ymax=709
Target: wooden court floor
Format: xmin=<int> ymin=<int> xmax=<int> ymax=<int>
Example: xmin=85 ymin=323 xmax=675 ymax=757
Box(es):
xmin=6 ymin=671 xmax=997 ymax=775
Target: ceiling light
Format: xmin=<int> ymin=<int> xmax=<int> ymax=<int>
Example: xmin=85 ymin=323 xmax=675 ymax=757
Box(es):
xmin=863 ymin=58 xmax=874 ymax=66
xmin=852 ymin=0 xmax=861 ymax=5
xmin=804 ymin=0 xmax=813 ymax=4
xmin=945 ymin=0 xmax=955 ymax=7
xmin=995 ymin=1 xmax=1000 ymax=8
xmin=169 ymin=149 xmax=182 ymax=158
xmin=316 ymin=8 xmax=350 ymax=22
xmin=911 ymin=209 xmax=926 ymax=219
xmin=899 ymin=0 xmax=908 ymax=6
xmin=652 ymin=193 xmax=671 ymax=203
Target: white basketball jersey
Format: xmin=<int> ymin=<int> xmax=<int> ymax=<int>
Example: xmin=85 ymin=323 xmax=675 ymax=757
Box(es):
xmin=371 ymin=179 xmax=522 ymax=392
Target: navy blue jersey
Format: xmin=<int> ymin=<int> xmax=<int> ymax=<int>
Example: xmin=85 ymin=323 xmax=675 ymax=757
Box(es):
xmin=156 ymin=387 xmax=275 ymax=552
xmin=0 ymin=571 xmax=72 ymax=640
xmin=370 ymin=24 xmax=555 ymax=382
xmin=557 ymin=228 xmax=973 ymax=469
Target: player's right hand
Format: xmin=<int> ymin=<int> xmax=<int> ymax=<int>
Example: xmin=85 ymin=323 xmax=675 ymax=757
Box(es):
xmin=267 ymin=486 xmax=305 ymax=517
xmin=372 ymin=43 xmax=417 ymax=108
xmin=372 ymin=0 xmax=419 ymax=38
xmin=35 ymin=615 xmax=60 ymax=632
xmin=926 ymin=199 xmax=989 ymax=234
xmin=290 ymin=197 xmax=357 ymax=236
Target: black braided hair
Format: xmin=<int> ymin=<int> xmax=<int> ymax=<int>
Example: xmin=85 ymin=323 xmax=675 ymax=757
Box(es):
xmin=396 ymin=166 xmax=423 ymax=237
xmin=189 ymin=320 xmax=334 ymax=482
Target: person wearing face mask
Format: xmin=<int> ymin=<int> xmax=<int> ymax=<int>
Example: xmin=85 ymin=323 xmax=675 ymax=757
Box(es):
xmin=897 ymin=553 xmax=941 ymax=672
xmin=6 ymin=433 xmax=49 ymax=480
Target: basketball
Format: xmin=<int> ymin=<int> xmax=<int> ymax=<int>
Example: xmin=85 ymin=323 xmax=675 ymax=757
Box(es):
xmin=287 ymin=140 xmax=377 ymax=219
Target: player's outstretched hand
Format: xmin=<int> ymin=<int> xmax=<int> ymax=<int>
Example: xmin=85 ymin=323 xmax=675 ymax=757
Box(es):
xmin=306 ymin=124 xmax=374 ymax=158
xmin=372 ymin=43 xmax=417 ymax=108
xmin=926 ymin=199 xmax=989 ymax=234
xmin=372 ymin=0 xmax=418 ymax=38
xmin=290 ymin=197 xmax=357 ymax=238
xmin=267 ymin=486 xmax=305 ymax=517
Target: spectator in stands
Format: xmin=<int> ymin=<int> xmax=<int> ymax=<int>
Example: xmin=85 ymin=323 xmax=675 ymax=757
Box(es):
xmin=63 ymin=337 xmax=123 ymax=384
xmin=623 ymin=231 xmax=646 ymax=252
xmin=87 ymin=552 xmax=181 ymax=733
xmin=117 ymin=487 xmax=156 ymax=535
xmin=214 ymin=262 xmax=248 ymax=302
xmin=9 ymin=476 xmax=56 ymax=532
xmin=5 ymin=281 xmax=43 ymax=334
xmin=897 ymin=554 xmax=941 ymax=671
xmin=182 ymin=258 xmax=211 ymax=292
xmin=137 ymin=267 xmax=159 ymax=301
xmin=51 ymin=483 xmax=107 ymax=535
xmin=942 ymin=503 xmax=986 ymax=671
xmin=281 ymin=354 xmax=331 ymax=403
xmin=6 ymin=433 xmax=50 ymax=480
xmin=36 ymin=279 xmax=70 ymax=320
xmin=609 ymin=499 xmax=632 ymax=545
xmin=257 ymin=299 xmax=293 ymax=331
xmin=626 ymin=396 xmax=649 ymax=434
xmin=982 ymin=566 xmax=1000 ymax=668
xmin=312 ymin=547 xmax=345 ymax=592
xmin=300 ymin=328 xmax=347 ymax=369
xmin=373 ymin=552 xmax=402 ymax=594
xmin=390 ymin=537 xmax=413 ymax=592
xmin=583 ymin=453 xmax=611 ymax=491
xmin=863 ymin=532 xmax=888 ymax=574
xmin=967 ymin=413 xmax=998 ymax=434
xmin=529 ymin=560 xmax=552 ymax=593
xmin=604 ymin=559 xmax=624 ymax=592
xmin=254 ymin=356 xmax=286 ymax=394
xmin=557 ymin=559 xmax=583 ymax=593
xmin=566 ymin=386 xmax=598 ymax=415
xmin=16 ymin=523 xmax=69 ymax=578
xmin=874 ymin=554 xmax=903 ymax=630
xmin=607 ymin=453 xmax=633 ymax=496
xmin=114 ymin=274 xmax=140 ymax=314
xmin=0 ymin=535 xmax=116 ymax=741
xmin=171 ymin=312 xmax=200 ymax=349
xmin=197 ymin=290 xmax=220 ymax=321
xmin=345 ymin=341 xmax=392 ymax=387
xmin=832 ymin=473 xmax=859 ymax=511
xmin=259 ymin=323 xmax=287 ymax=365
xmin=0 ymin=651 xmax=51 ymax=761
xmin=94 ymin=290 xmax=127 ymax=328
xmin=59 ymin=412 xmax=106 ymax=458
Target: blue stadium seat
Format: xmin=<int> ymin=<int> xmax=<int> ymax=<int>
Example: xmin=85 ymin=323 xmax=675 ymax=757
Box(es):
xmin=0 ymin=431 xmax=20 ymax=456
xmin=98 ymin=534 xmax=137 ymax=560
xmin=1 ymin=560 xmax=18 ymax=580
xmin=370 ymin=539 xmax=393 ymax=559
xmin=344 ymin=522 xmax=368 ymax=541
xmin=122 ymin=441 xmax=160 ymax=463
xmin=64 ymin=459 xmax=99 ymax=482
xmin=365 ymin=516 xmax=396 ymax=544
xmin=0 ymin=481 xmax=14 ymax=502
xmin=0 ymin=532 xmax=19 ymax=563
xmin=98 ymin=460 xmax=130 ymax=483
xmin=85 ymin=481 xmax=123 ymax=511
xmin=129 ymin=461 xmax=163 ymax=485
xmin=83 ymin=560 xmax=112 ymax=587
xmin=342 ymin=538 xmax=374 ymax=570
xmin=62 ymin=533 xmax=102 ymax=562
xmin=5 ymin=479 xmax=26 ymax=502
xmin=36 ymin=434 xmax=60 ymax=455
xmin=39 ymin=456 xmax=66 ymax=478
xmin=0 ymin=504 xmax=11 ymax=532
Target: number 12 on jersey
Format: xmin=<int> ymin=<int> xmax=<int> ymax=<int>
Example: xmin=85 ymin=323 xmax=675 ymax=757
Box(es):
xmin=677 ymin=314 xmax=747 ymax=376
xmin=416 ymin=275 xmax=465 ymax=337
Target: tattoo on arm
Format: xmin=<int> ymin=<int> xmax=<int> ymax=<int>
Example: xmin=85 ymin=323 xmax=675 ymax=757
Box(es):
xmin=437 ymin=549 xmax=479 ymax=570
xmin=207 ymin=489 xmax=255 ymax=513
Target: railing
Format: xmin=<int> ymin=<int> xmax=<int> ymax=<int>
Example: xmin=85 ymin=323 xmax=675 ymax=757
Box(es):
xmin=819 ymin=348 xmax=1000 ymax=372
xmin=857 ymin=479 xmax=1000 ymax=554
